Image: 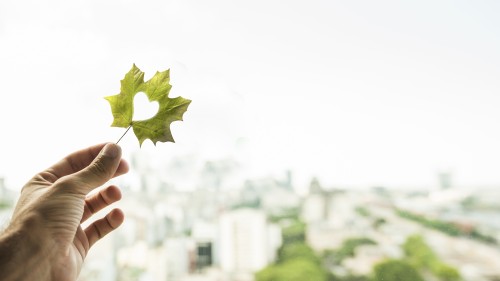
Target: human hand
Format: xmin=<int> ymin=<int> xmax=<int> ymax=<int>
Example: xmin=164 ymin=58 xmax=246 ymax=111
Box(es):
xmin=0 ymin=143 xmax=129 ymax=281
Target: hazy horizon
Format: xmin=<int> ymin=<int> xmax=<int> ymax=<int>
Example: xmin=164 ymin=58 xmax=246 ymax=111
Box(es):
xmin=1 ymin=0 xmax=500 ymax=190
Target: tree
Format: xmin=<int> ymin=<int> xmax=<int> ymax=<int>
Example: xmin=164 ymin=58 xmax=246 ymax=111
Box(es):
xmin=278 ymin=242 xmax=319 ymax=264
xmin=282 ymin=221 xmax=306 ymax=244
xmin=256 ymin=259 xmax=327 ymax=281
xmin=403 ymin=235 xmax=460 ymax=281
xmin=372 ymin=260 xmax=424 ymax=281
xmin=402 ymin=235 xmax=435 ymax=268
xmin=324 ymin=237 xmax=376 ymax=265
xmin=433 ymin=263 xmax=461 ymax=281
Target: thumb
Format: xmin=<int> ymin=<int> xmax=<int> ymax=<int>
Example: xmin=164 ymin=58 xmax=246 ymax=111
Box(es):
xmin=71 ymin=143 xmax=122 ymax=192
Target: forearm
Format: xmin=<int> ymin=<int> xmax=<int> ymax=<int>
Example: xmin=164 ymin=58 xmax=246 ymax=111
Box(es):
xmin=0 ymin=220 xmax=52 ymax=281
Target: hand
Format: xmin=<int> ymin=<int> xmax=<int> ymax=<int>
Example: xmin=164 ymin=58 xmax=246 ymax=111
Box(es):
xmin=0 ymin=143 xmax=129 ymax=281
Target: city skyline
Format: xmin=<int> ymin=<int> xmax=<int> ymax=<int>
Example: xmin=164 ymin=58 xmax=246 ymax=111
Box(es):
xmin=1 ymin=147 xmax=500 ymax=280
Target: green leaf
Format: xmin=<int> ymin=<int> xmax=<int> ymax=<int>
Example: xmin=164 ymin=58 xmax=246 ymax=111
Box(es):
xmin=105 ymin=64 xmax=191 ymax=146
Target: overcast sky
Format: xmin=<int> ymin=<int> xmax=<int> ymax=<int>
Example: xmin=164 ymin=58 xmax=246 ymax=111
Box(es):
xmin=1 ymin=0 xmax=500 ymax=191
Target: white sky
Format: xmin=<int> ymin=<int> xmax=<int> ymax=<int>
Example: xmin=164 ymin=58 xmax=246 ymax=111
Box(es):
xmin=0 ymin=0 xmax=500 ymax=190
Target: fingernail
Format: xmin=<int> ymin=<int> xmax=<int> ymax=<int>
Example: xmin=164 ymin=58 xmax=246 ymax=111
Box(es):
xmin=102 ymin=143 xmax=120 ymax=158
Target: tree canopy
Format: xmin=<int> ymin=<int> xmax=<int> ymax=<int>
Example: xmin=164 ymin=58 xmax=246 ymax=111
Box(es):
xmin=372 ymin=260 xmax=424 ymax=281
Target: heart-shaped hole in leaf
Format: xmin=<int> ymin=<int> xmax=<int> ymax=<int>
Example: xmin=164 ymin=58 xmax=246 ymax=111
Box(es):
xmin=133 ymin=92 xmax=159 ymax=121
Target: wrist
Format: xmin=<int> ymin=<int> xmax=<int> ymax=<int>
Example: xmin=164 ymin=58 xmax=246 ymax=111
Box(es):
xmin=0 ymin=214 xmax=52 ymax=280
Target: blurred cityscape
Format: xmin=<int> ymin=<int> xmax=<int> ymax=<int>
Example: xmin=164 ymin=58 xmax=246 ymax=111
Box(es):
xmin=1 ymin=153 xmax=500 ymax=281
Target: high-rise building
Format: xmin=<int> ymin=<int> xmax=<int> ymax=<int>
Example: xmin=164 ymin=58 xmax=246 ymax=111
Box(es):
xmin=191 ymin=220 xmax=217 ymax=271
xmin=309 ymin=177 xmax=324 ymax=194
xmin=0 ymin=177 xmax=5 ymax=199
xmin=196 ymin=242 xmax=213 ymax=270
xmin=438 ymin=171 xmax=453 ymax=189
xmin=218 ymin=209 xmax=281 ymax=275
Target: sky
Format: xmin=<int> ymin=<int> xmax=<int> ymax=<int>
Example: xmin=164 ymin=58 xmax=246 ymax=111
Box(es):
xmin=0 ymin=0 xmax=500 ymax=191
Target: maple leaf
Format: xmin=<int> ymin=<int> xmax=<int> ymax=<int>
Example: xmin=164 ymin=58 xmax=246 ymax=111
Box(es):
xmin=105 ymin=64 xmax=191 ymax=146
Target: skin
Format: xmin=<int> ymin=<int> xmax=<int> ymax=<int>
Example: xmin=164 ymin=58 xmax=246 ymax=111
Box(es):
xmin=0 ymin=143 xmax=129 ymax=281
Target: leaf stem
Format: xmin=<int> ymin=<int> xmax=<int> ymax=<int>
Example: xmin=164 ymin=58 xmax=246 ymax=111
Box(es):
xmin=116 ymin=124 xmax=132 ymax=144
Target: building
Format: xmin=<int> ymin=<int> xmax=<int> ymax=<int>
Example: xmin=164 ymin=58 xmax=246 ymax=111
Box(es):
xmin=218 ymin=209 xmax=281 ymax=277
